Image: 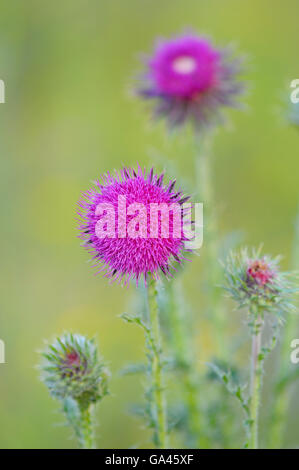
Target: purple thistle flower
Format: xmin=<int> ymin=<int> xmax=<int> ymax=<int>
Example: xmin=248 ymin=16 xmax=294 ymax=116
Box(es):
xmin=77 ymin=166 xmax=192 ymax=286
xmin=137 ymin=33 xmax=245 ymax=131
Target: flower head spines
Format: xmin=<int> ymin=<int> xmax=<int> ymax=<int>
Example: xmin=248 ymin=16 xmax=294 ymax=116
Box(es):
xmin=223 ymin=247 xmax=299 ymax=316
xmin=136 ymin=33 xmax=245 ymax=131
xmin=40 ymin=333 xmax=109 ymax=407
xmin=77 ymin=166 xmax=192 ymax=286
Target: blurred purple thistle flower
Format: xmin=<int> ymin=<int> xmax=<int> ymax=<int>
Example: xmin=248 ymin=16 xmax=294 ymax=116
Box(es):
xmin=136 ymin=33 xmax=245 ymax=131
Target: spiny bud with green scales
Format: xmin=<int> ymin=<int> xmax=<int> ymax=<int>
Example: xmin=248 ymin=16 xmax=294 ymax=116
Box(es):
xmin=222 ymin=247 xmax=299 ymax=318
xmin=40 ymin=333 xmax=109 ymax=408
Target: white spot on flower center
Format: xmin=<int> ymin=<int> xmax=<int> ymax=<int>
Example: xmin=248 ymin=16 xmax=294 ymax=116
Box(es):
xmin=172 ymin=56 xmax=197 ymax=74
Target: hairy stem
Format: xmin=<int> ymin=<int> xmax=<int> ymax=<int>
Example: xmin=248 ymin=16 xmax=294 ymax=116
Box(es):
xmin=64 ymin=398 xmax=95 ymax=449
xmin=249 ymin=316 xmax=263 ymax=449
xmin=147 ymin=277 xmax=168 ymax=449
xmin=78 ymin=403 xmax=94 ymax=449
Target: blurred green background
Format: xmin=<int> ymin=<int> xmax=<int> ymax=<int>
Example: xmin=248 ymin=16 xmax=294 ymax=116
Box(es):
xmin=0 ymin=0 xmax=299 ymax=448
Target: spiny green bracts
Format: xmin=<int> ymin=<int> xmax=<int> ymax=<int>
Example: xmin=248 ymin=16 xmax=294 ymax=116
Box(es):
xmin=39 ymin=333 xmax=110 ymax=448
xmin=223 ymin=247 xmax=298 ymax=320
xmin=40 ymin=333 xmax=109 ymax=406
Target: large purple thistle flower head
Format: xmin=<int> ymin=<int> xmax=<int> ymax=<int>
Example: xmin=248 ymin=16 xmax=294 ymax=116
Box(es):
xmin=137 ymin=33 xmax=245 ymax=131
xmin=77 ymin=166 xmax=192 ymax=286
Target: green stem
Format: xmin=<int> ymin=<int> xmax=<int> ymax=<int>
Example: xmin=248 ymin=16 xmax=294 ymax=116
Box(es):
xmin=63 ymin=398 xmax=95 ymax=449
xmin=195 ymin=135 xmax=225 ymax=357
xmin=249 ymin=316 xmax=263 ymax=449
xmin=147 ymin=277 xmax=168 ymax=449
xmin=168 ymin=280 xmax=202 ymax=448
xmin=78 ymin=404 xmax=94 ymax=449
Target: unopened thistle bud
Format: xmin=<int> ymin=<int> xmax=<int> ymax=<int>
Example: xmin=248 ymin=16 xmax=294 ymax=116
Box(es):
xmin=39 ymin=333 xmax=109 ymax=448
xmin=223 ymin=247 xmax=298 ymax=318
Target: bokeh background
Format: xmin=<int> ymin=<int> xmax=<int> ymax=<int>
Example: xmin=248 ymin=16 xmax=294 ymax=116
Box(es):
xmin=0 ymin=0 xmax=299 ymax=448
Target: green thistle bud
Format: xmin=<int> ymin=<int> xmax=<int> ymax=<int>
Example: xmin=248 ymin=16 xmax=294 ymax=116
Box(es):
xmin=39 ymin=333 xmax=110 ymax=448
xmin=223 ymin=247 xmax=298 ymax=318
xmin=41 ymin=333 xmax=109 ymax=406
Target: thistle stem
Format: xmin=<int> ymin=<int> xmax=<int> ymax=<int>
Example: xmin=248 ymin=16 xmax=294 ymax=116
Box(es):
xmin=78 ymin=404 xmax=94 ymax=449
xmin=147 ymin=277 xmax=168 ymax=449
xmin=249 ymin=316 xmax=263 ymax=449
xmin=195 ymin=135 xmax=225 ymax=357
